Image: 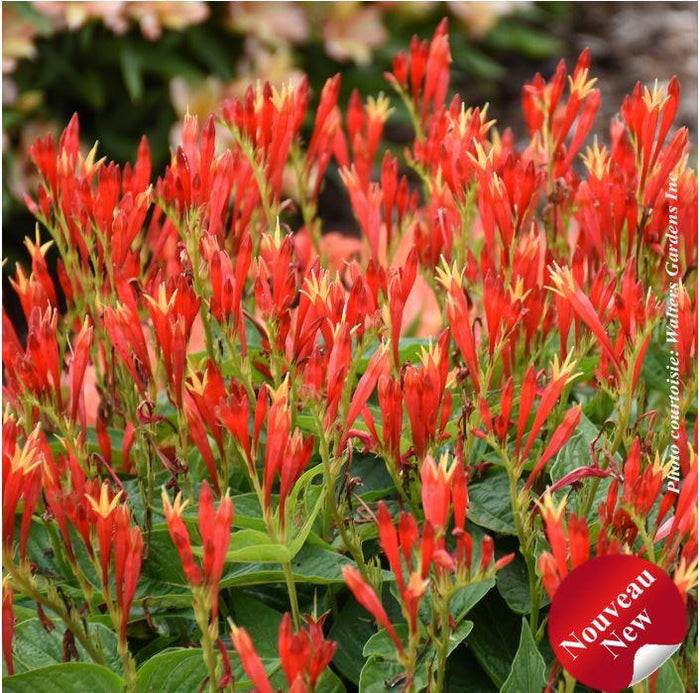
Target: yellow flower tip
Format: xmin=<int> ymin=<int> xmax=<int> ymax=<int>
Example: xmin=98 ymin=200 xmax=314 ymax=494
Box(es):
xmin=435 ymin=256 xmax=463 ymax=292
xmin=269 ymin=377 xmax=291 ymax=405
xmin=162 ymin=488 xmax=189 ymax=516
xmin=509 ymin=277 xmax=531 ymax=303
xmin=86 ymin=483 xmax=123 ymax=519
xmin=538 ymin=493 xmax=567 ymax=522
xmin=405 ymin=571 xmax=429 ymax=599
xmin=186 ymin=369 xmax=207 ymax=396
xmin=568 ymin=69 xmax=598 ymax=99
xmin=302 ymin=269 xmax=332 ymax=304
xmin=581 ymin=139 xmax=610 ymax=179
xmin=551 ymin=350 xmax=581 ymax=385
xmin=642 ymin=80 xmax=669 ymax=112
xmin=366 ymin=94 xmax=394 ymax=123
xmin=465 ymin=139 xmax=493 ymax=171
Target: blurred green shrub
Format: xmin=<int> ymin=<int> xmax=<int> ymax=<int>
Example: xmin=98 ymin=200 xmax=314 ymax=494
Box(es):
xmin=3 ymin=0 xmax=570 ymax=262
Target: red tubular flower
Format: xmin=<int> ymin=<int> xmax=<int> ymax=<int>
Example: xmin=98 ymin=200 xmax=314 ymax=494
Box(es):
xmin=565 ymin=88 xmax=601 ymax=166
xmin=438 ymin=263 xmax=480 ymax=393
xmin=377 ymin=375 xmax=403 ymax=469
xmin=451 ymin=462 xmax=468 ymax=534
xmin=567 ymin=514 xmax=590 ymax=569
xmin=184 ymin=392 xmax=220 ymax=495
xmin=161 ymin=489 xmax=202 ymax=586
xmin=521 ymin=355 xmax=579 ymax=461
xmin=540 ymin=496 xmax=568 ymax=578
xmin=3 ymin=425 xmax=45 ymax=559
xmin=340 ymin=167 xmax=384 ymax=260
xmin=342 ymin=567 xmax=405 ymax=655
xmin=420 ymin=521 xmax=435 ymax=579
xmin=341 ymin=342 xmax=390 ymax=447
xmin=2 ymin=578 xmax=14 ymax=676
xmin=538 ymin=552 xmax=562 ymax=599
xmin=86 ymin=481 xmax=123 ymax=592
xmin=305 ymin=614 xmax=338 ymax=689
xmin=479 ymin=536 xmax=495 ymax=572
xmin=231 ymin=625 xmax=273 ymax=693
xmin=622 ymin=77 xmax=682 ymax=186
xmin=198 ymin=481 xmax=233 ymax=617
xmin=420 ymin=455 xmax=453 ymax=531
xmin=69 ymin=317 xmax=94 ymax=423
xmin=421 ymin=19 xmax=451 ymax=120
xmin=113 ymin=506 xmax=143 ymax=644
xmin=103 ymin=304 xmax=152 ymax=396
xmin=526 ymin=405 xmax=582 ymax=489
xmin=163 ymin=482 xmax=233 ymax=617
xmin=263 ymin=381 xmax=292 ymax=508
xmin=644 ymin=128 xmax=688 ymax=207
xmin=278 ymin=430 xmax=315 ymax=523
xmin=388 ymin=248 xmax=418 ymax=368
xmin=144 ymin=278 xmax=201 ymax=408
xmin=378 ymin=503 xmax=405 ymax=593
xmin=279 ymin=613 xmax=311 ymax=690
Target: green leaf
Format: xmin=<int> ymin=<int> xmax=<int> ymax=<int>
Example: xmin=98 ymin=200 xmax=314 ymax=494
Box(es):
xmin=329 ymin=597 xmax=377 ymax=685
xmin=451 ymin=579 xmax=495 ymax=621
xmin=120 ymin=44 xmax=143 ymax=102
xmin=358 ymin=657 xmax=406 ymax=693
xmin=500 ymin=619 xmax=547 ymax=693
xmin=487 ymin=23 xmax=562 ymax=58
xmin=445 ymin=649 xmax=497 ymax=692
xmin=357 ymin=338 xmax=429 ymax=373
xmin=223 ymin=529 xmax=290 ymax=564
xmin=230 ymin=595 xmax=283 ymax=659
xmin=220 ymin=544 xmax=354 ymax=588
xmin=135 ymin=649 xmax=206 ymax=693
xmin=351 ymin=454 xmax=395 ymax=500
xmin=445 ymin=619 xmax=474 ymax=656
xmin=468 ymin=470 xmax=517 ymax=535
xmin=4 ymin=663 xmax=123 ymax=693
xmin=363 ymin=625 xmax=408 ymax=659
xmin=10 ymin=618 xmax=122 ymax=675
xmin=550 ymin=413 xmax=614 ymax=521
xmin=654 ymin=658 xmax=685 ymax=693
xmin=468 ymin=592 xmax=521 ymax=688
xmin=287 ymin=466 xmax=326 ymax=557
xmin=496 ymin=553 xmax=548 ymax=615
xmin=315 ymin=668 xmax=347 ymax=693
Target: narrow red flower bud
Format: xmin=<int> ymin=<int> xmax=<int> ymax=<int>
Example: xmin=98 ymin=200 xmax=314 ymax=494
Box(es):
xmin=198 ymin=481 xmax=233 ymax=617
xmin=113 ymin=506 xmax=143 ymax=644
xmin=231 ymin=625 xmax=273 ymax=693
xmin=420 ymin=455 xmax=452 ymax=530
xmin=538 ymin=552 xmax=562 ymax=599
xmin=279 ymin=613 xmax=311 ymax=689
xmin=162 ymin=489 xmax=202 ymax=586
xmin=526 ymin=405 xmax=582 ymax=489
xmin=3 ymin=579 xmax=14 ymax=676
xmin=342 ymin=567 xmax=405 ymax=655
xmin=480 ymin=535 xmax=494 ymax=572
xmin=377 ymin=503 xmax=405 ymax=593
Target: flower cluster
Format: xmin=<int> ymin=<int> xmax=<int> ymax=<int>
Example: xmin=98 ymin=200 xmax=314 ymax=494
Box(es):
xmin=2 ymin=19 xmax=697 ymax=693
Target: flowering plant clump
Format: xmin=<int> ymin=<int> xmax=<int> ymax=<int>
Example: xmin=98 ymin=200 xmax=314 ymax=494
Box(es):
xmin=2 ymin=18 xmax=697 ymax=693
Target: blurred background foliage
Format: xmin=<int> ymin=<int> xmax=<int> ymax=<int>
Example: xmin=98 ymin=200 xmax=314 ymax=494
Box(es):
xmin=3 ymin=0 xmax=572 ymax=255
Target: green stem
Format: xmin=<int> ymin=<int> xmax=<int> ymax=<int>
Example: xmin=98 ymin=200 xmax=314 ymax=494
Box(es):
xmin=7 ymin=562 xmax=106 ymax=666
xmin=282 ymin=561 xmax=301 ymax=630
xmin=434 ymin=598 xmax=451 ymax=692
xmin=195 ymin=595 xmax=219 ymax=693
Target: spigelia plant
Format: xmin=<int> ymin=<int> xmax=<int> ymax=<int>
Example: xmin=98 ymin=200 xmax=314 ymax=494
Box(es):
xmin=2 ymin=18 xmax=697 ymax=693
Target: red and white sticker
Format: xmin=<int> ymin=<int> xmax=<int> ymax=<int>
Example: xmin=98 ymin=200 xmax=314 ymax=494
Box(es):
xmin=549 ymin=555 xmax=687 ymax=691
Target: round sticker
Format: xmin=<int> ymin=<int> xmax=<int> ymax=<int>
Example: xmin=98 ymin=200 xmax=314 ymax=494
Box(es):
xmin=548 ymin=555 xmax=687 ymax=691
